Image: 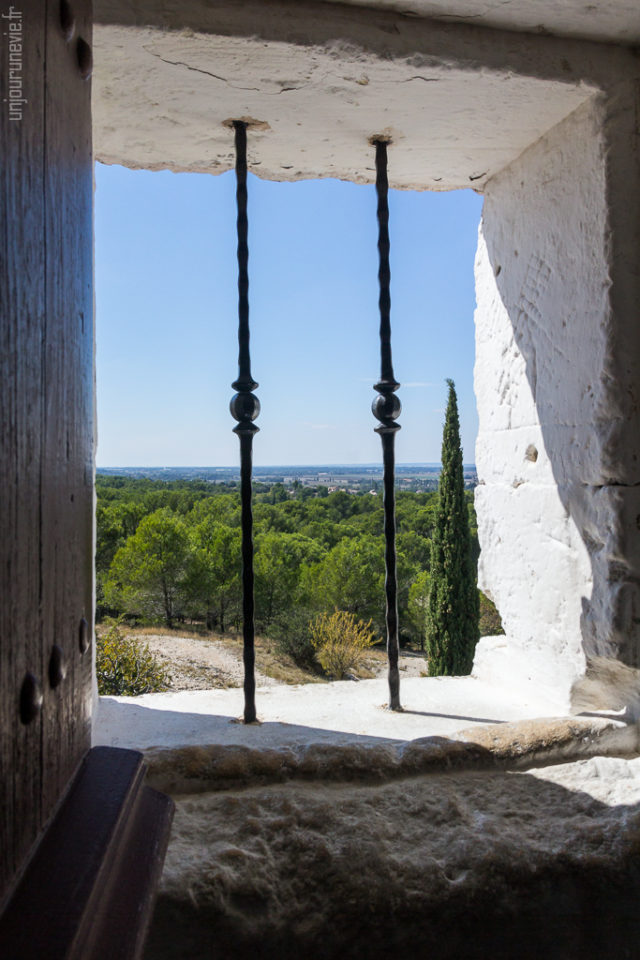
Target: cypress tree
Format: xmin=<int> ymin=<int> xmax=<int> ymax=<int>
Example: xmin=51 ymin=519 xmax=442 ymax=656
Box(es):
xmin=425 ymin=379 xmax=479 ymax=675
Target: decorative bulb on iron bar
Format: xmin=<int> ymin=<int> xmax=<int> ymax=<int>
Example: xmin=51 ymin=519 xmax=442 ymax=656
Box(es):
xmin=371 ymin=136 xmax=403 ymax=712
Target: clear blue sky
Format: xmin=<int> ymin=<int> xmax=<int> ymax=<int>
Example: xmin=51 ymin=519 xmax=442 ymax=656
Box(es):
xmin=95 ymin=163 xmax=483 ymax=467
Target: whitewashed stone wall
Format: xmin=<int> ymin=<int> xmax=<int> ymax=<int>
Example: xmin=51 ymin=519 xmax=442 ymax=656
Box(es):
xmin=473 ymin=90 xmax=640 ymax=711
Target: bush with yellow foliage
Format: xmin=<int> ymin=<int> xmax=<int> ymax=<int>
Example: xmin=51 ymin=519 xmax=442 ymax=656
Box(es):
xmin=309 ymin=610 xmax=376 ymax=679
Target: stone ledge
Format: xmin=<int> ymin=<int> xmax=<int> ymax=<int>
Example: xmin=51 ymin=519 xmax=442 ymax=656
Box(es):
xmin=146 ymin=737 xmax=640 ymax=960
xmin=144 ymin=715 xmax=638 ymax=796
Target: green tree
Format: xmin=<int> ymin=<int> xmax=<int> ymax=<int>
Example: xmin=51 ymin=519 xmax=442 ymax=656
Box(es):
xmin=303 ymin=536 xmax=384 ymax=629
xmin=104 ymin=509 xmax=190 ymax=627
xmin=425 ymin=380 xmax=479 ymax=675
xmin=95 ymin=500 xmax=147 ymax=616
xmin=479 ymin=590 xmax=504 ymax=636
xmin=408 ymin=569 xmax=431 ymax=648
xmin=268 ymin=606 xmax=319 ymax=671
xmin=183 ymin=520 xmax=241 ymax=632
xmin=254 ymin=531 xmax=323 ymax=630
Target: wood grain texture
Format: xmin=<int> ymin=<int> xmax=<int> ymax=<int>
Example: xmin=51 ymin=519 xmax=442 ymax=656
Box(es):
xmin=0 ymin=0 xmax=94 ymax=906
xmin=41 ymin=0 xmax=94 ymax=816
xmin=0 ymin=0 xmax=47 ymax=904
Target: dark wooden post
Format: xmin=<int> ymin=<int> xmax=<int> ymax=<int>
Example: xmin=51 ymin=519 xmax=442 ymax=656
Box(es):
xmin=371 ymin=139 xmax=403 ymax=712
xmin=1 ymin=9 xmax=174 ymax=954
xmin=0 ymin=0 xmax=94 ymax=905
xmin=229 ymin=121 xmax=260 ymax=724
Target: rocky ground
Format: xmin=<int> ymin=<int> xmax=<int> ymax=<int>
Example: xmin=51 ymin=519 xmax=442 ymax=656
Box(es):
xmin=136 ymin=631 xmax=429 ymax=692
xmin=140 ymin=633 xmax=273 ymax=690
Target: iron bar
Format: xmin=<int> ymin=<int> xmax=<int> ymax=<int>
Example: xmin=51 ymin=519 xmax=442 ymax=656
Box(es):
xmin=230 ymin=120 xmax=259 ymax=724
xmin=371 ymin=139 xmax=402 ymax=712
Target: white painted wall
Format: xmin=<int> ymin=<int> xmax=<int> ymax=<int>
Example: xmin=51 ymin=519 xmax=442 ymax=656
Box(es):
xmin=473 ymin=98 xmax=610 ymax=708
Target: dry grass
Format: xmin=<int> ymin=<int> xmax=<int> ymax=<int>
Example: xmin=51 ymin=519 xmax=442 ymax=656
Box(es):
xmin=220 ymin=632 xmax=326 ymax=686
xmin=109 ymin=624 xmax=325 ymax=687
xmin=358 ymin=647 xmax=387 ymax=679
xmin=94 ymin=623 xmax=420 ymax=688
xmin=124 ymin=624 xmax=212 ymax=642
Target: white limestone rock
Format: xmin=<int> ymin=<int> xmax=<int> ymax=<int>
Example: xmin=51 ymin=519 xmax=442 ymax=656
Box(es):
xmin=476 ymin=97 xmax=610 ymax=486
xmin=147 ymin=753 xmax=640 ymax=959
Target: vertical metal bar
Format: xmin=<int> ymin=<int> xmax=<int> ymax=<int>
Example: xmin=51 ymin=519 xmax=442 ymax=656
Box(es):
xmin=371 ymin=139 xmax=402 ymax=712
xmin=229 ymin=120 xmax=260 ymax=724
xmin=375 ymin=141 xmax=394 ymax=386
xmin=237 ymin=432 xmax=257 ymax=722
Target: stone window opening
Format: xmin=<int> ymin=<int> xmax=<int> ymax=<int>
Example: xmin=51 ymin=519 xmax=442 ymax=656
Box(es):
xmin=94 ymin=150 xmax=484 ymax=733
xmin=92 ymin=4 xmax=640 ymax=732
xmin=5 ymin=6 xmax=640 ymax=956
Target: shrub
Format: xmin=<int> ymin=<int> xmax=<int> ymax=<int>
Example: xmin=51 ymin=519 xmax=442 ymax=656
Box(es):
xmin=269 ymin=608 xmax=319 ymax=671
xmin=478 ymin=591 xmax=505 ymax=637
xmin=96 ymin=620 xmax=170 ymax=696
xmin=309 ymin=610 xmax=375 ymax=679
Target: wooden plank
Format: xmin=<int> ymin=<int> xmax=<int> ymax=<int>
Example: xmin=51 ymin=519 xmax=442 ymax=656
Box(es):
xmin=0 ymin=748 xmax=174 ymax=960
xmin=0 ymin=0 xmax=94 ymax=906
xmin=0 ymin=747 xmax=146 ymax=958
xmin=41 ymin=0 xmax=94 ymax=810
xmin=87 ymin=787 xmax=175 ymax=960
xmin=0 ymin=0 xmax=47 ymax=906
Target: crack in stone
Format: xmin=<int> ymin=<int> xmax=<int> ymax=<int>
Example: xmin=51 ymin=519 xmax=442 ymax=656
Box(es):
xmin=143 ymin=49 xmax=261 ymax=92
xmin=145 ymin=47 xmax=312 ymax=96
xmin=590 ymin=481 xmax=640 ymax=489
xmin=435 ymin=12 xmax=487 ymax=20
xmin=371 ymin=75 xmax=439 ymax=84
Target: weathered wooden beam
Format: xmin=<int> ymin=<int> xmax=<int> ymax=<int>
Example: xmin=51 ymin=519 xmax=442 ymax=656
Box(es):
xmin=0 ymin=747 xmax=174 ymax=960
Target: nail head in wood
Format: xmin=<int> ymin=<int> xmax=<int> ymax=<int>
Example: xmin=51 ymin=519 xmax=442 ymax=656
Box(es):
xmin=48 ymin=644 xmax=67 ymax=689
xmin=76 ymin=37 xmax=92 ymax=80
xmin=79 ymin=616 xmax=90 ymax=654
xmin=59 ymin=0 xmax=75 ymax=41
xmin=20 ymin=673 xmax=43 ymax=725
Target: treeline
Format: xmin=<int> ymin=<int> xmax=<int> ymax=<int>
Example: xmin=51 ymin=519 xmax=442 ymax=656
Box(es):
xmin=96 ymin=475 xmax=496 ymax=655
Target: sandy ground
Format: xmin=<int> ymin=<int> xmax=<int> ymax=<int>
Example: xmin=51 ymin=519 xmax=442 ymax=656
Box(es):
xmin=93 ymin=671 xmax=566 ymax=751
xmin=142 ymin=634 xmax=276 ymax=690
xmin=140 ymin=633 xmax=429 ymax=691
xmin=95 ymin=631 xmax=571 ymax=754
